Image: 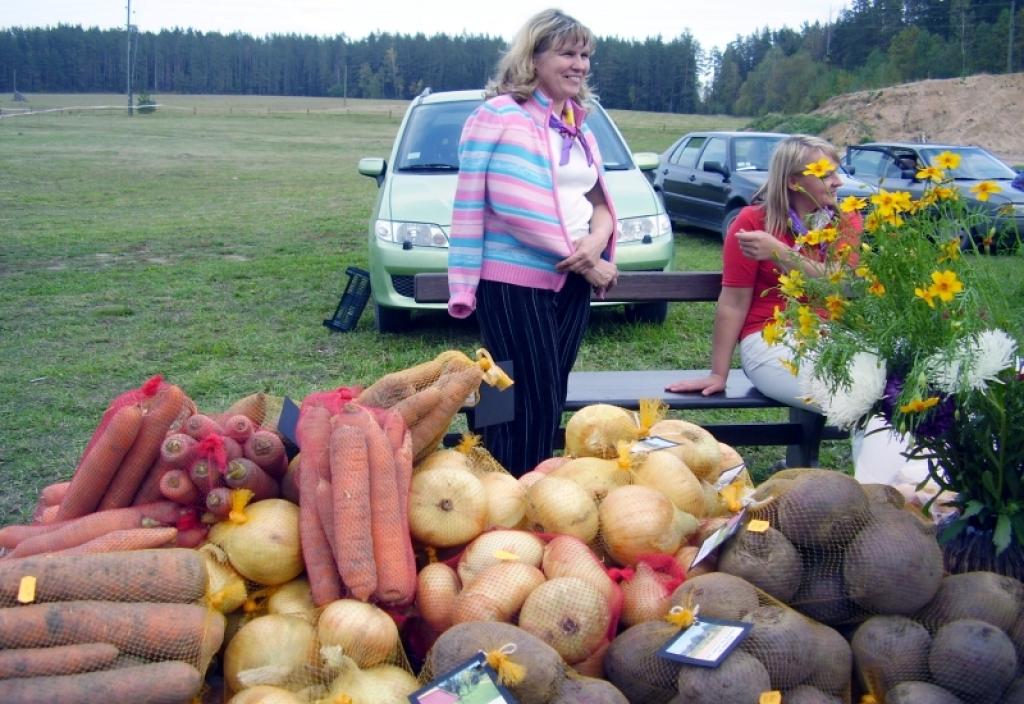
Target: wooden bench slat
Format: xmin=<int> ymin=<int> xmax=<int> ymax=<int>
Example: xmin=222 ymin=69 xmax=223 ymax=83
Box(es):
xmin=566 ymin=369 xmax=782 ymax=411
xmin=414 ymin=271 xmax=724 ymax=304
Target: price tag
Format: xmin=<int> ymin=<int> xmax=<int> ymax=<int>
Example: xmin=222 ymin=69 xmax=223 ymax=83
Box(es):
xmin=408 ymin=653 xmax=517 ymax=703
xmin=634 ymin=435 xmax=681 ymax=451
xmin=689 ymin=508 xmax=746 ymax=570
xmin=657 ymin=617 xmax=753 ymax=668
xmin=759 ymin=692 xmax=782 ymax=704
xmin=18 ymin=575 xmax=37 ymax=604
xmin=746 ymin=519 xmax=770 ymax=533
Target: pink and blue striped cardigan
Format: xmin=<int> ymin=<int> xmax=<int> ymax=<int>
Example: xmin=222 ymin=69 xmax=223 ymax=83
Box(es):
xmin=446 ymin=88 xmax=618 ymax=319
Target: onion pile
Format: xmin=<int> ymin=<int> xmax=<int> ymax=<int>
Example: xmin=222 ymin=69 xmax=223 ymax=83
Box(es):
xmin=224 ymin=613 xmax=316 ymax=692
xmin=565 ymin=404 xmax=637 ymax=458
xmin=525 ymin=476 xmax=599 ymax=543
xmin=208 ymin=498 xmax=303 ymax=586
xmin=599 ymin=484 xmax=693 ymax=566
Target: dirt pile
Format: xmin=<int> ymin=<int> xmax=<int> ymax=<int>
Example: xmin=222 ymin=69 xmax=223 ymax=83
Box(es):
xmin=813 ymin=72 xmax=1024 ymax=165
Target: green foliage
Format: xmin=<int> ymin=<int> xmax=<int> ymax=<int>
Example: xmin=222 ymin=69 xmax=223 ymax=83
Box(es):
xmin=135 ymin=91 xmax=156 ymax=114
xmin=746 ymin=112 xmax=839 ymax=135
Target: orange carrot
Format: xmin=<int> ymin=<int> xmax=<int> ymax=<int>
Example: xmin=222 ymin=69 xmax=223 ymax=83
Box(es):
xmin=297 ymin=406 xmax=343 ymax=606
xmin=315 ymin=475 xmax=337 ymax=556
xmin=280 ymin=455 xmax=300 ymax=504
xmin=130 ymin=456 xmax=178 ymax=506
xmin=53 ymin=526 xmax=178 ymax=556
xmin=188 ymin=456 xmax=223 ymax=492
xmin=11 ymin=501 xmax=181 ymax=558
xmin=330 ymin=422 xmax=376 ymax=601
xmin=159 ymin=469 xmax=200 ymax=505
xmin=183 ymin=413 xmax=224 ymax=440
xmin=0 ymin=642 xmax=119 ymax=679
xmin=244 ymin=429 xmax=288 ymax=479
xmin=224 ymin=457 xmax=279 ymax=500
xmin=391 ymin=384 xmax=444 ymax=431
xmin=204 ymin=487 xmax=233 ymax=520
xmin=40 ymin=481 xmax=72 ymax=507
xmin=0 ymin=548 xmax=207 ymax=604
xmin=409 ymin=365 xmax=483 ymax=461
xmin=222 ymin=434 xmax=244 ymax=461
xmin=4 ymin=659 xmax=203 ymax=704
xmin=0 ymin=601 xmax=224 ymax=660
xmin=99 ymin=384 xmax=186 ymax=510
xmin=0 ymin=522 xmax=66 ymax=551
xmin=222 ymin=414 xmax=255 ymax=442
xmin=35 ymin=505 xmax=60 ymax=524
xmin=56 ymin=404 xmax=144 ymax=521
xmin=175 ymin=525 xmax=209 ymax=548
xmin=384 ymin=410 xmax=417 ymax=606
xmin=160 ymin=433 xmax=198 ymax=468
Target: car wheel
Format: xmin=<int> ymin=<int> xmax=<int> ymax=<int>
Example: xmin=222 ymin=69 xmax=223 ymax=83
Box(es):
xmin=374 ymin=303 xmax=411 ymax=333
xmin=722 ymin=206 xmax=743 ymax=241
xmin=624 ymin=301 xmax=668 ymax=325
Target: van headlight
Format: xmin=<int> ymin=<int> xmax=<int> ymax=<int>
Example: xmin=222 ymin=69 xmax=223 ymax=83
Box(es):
xmin=617 ymin=213 xmax=671 ymax=243
xmin=374 ymin=220 xmax=449 ymax=247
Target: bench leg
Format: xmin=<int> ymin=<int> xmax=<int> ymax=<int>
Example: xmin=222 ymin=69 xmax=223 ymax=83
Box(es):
xmin=786 ymin=407 xmax=825 ymax=467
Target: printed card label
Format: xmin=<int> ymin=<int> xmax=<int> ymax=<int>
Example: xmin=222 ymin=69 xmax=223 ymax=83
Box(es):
xmin=689 ymin=508 xmax=746 ymax=569
xmin=658 ymin=617 xmax=753 ymax=668
xmin=409 ymin=653 xmax=517 ymax=704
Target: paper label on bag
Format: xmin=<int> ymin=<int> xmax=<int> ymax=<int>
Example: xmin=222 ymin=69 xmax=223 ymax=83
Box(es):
xmin=657 ymin=616 xmax=753 ymax=668
xmin=18 ymin=576 xmax=37 ymax=604
xmin=746 ymin=519 xmax=770 ymax=533
xmin=408 ymin=653 xmax=517 ymax=703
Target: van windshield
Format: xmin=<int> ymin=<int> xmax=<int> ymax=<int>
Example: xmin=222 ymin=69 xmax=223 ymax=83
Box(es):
xmin=396 ymin=98 xmax=634 ymax=172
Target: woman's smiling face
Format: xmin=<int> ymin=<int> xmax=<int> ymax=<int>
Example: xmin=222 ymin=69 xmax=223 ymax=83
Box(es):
xmin=533 ymin=38 xmax=590 ymax=107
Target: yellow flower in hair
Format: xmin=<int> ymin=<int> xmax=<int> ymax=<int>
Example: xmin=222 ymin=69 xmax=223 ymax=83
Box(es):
xmin=779 ymin=269 xmax=806 ymax=298
xmin=803 ymin=158 xmax=837 ymax=178
xmin=970 ymin=181 xmax=1002 ymax=202
xmin=840 ymin=195 xmax=867 ymax=212
xmin=929 ymin=270 xmax=963 ymax=302
xmin=934 ymin=151 xmax=961 ymax=170
xmin=916 ymin=166 xmax=945 ymax=182
xmin=900 ymin=396 xmax=940 ymax=414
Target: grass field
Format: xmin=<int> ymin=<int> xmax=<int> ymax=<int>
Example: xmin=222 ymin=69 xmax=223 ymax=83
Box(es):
xmin=1 ymin=93 xmax=1016 ymax=526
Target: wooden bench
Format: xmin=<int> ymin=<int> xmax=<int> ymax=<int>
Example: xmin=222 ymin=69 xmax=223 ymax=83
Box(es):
xmin=414 ymin=271 xmax=845 ymax=466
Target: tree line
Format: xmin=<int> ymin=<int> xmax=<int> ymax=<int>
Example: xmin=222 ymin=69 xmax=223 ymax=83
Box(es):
xmin=1 ymin=0 xmax=1020 ymax=116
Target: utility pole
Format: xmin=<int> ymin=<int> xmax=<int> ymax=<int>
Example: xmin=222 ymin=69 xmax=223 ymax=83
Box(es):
xmin=126 ymin=0 xmax=133 ymax=115
xmin=1010 ymin=0 xmax=1017 ymax=73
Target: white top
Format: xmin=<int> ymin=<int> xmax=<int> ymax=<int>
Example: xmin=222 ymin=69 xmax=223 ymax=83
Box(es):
xmin=550 ymin=125 xmax=597 ymax=241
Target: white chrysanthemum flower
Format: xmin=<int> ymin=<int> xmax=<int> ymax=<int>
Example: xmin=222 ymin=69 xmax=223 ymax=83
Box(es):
xmin=927 ymin=329 xmax=1017 ymax=393
xmin=799 ymin=351 xmax=887 ymax=429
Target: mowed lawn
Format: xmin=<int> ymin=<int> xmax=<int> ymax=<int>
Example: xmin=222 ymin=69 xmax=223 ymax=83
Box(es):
xmin=4 ymin=93 xmax=1013 ymax=525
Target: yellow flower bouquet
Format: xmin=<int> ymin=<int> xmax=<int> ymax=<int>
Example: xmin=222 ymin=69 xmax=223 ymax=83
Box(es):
xmin=769 ymin=153 xmax=1024 ymax=574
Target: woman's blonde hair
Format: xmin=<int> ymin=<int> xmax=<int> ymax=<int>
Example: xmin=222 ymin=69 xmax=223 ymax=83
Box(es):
xmin=756 ymin=134 xmax=842 ymax=235
xmin=485 ymin=8 xmax=595 ymax=104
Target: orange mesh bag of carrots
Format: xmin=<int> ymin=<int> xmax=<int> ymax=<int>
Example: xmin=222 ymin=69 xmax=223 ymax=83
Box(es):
xmin=356 ymin=348 xmax=512 ymax=462
xmin=849 ymin=571 xmax=1024 ymax=704
xmin=603 ymin=572 xmax=854 ymax=704
xmin=725 ymin=468 xmax=945 ymax=629
xmin=0 ymin=548 xmax=226 ymax=703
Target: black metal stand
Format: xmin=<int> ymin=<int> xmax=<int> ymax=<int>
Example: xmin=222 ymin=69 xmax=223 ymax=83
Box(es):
xmin=323 ymin=266 xmax=371 ymax=332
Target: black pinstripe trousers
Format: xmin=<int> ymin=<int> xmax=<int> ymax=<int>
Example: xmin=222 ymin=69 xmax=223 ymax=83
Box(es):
xmin=475 ymin=274 xmax=591 ymax=477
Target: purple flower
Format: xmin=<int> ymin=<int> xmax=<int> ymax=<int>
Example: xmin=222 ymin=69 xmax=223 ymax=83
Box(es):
xmin=882 ymin=375 xmax=903 ymax=423
xmin=915 ymin=394 xmax=956 ymax=438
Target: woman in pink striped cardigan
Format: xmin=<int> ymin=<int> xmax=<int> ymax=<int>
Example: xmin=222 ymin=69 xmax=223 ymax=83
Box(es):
xmin=448 ymin=9 xmax=619 ymax=475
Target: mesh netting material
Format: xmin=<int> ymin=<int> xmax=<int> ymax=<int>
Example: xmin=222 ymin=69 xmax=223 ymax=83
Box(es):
xmin=603 ymin=572 xmax=853 ymax=704
xmin=0 ymin=548 xmax=224 ymax=700
xmin=850 ymin=571 xmax=1024 ymax=704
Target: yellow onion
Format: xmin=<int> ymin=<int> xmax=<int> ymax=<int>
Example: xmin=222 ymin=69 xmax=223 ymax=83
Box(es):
xmin=718 ymin=442 xmax=744 ymax=472
xmin=450 ymin=561 xmax=546 ymax=624
xmin=266 ymin=577 xmax=316 ymax=622
xmin=550 ymin=454 xmax=631 ymax=503
xmin=565 ymin=404 xmax=637 ymax=458
xmin=457 ymin=529 xmax=545 ymax=585
xmin=409 ymin=465 xmax=488 ymax=547
xmin=701 ymin=480 xmax=726 ymax=517
xmin=599 ymin=485 xmax=688 ymax=566
xmin=532 ymin=455 xmax=571 ymax=474
xmin=317 ymin=599 xmax=400 ymax=669
xmin=224 ymin=613 xmax=316 ymax=692
xmin=479 ymin=471 xmax=527 ymax=529
xmin=416 ymin=562 xmax=461 ymax=633
xmin=200 ymin=543 xmax=249 ymax=614
xmin=619 ymin=561 xmax=674 ymax=627
xmin=518 ymin=576 xmax=611 ymax=664
xmin=226 ymin=685 xmax=305 ymax=704
xmin=674 ymin=545 xmax=716 ymax=578
xmin=518 ymin=470 xmax=547 ymax=491
xmin=327 ymin=659 xmax=419 ymax=704
xmin=541 ymin=534 xmax=618 ymax=608
xmin=208 ymin=498 xmax=303 ymax=586
xmin=648 ymin=419 xmax=722 ymax=481
xmin=414 ymin=447 xmax=472 ymax=475
xmin=631 ymin=450 xmax=706 ymax=517
xmin=525 ymin=476 xmax=599 ymax=543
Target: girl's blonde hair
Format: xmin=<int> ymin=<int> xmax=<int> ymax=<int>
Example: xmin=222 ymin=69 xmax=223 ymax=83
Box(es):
xmin=485 ymin=8 xmax=595 ymax=104
xmin=756 ymin=134 xmax=842 ymax=235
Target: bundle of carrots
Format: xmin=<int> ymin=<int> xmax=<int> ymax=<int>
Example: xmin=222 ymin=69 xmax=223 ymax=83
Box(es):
xmin=296 ymin=401 xmax=417 ymax=609
xmin=1 ymin=376 xmax=291 ymax=559
xmin=355 ymin=348 xmax=513 ymax=462
xmin=0 ymin=548 xmax=225 ymax=703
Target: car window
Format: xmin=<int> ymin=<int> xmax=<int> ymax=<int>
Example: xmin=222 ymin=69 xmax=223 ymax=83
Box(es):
xmin=669 ymin=136 xmax=706 ymax=168
xmin=397 ymin=98 xmax=633 ymax=172
xmin=847 ymin=149 xmax=886 ymax=178
xmin=697 ymin=137 xmax=727 ymax=169
xmin=920 ymin=147 xmax=1017 ymax=180
xmin=733 ymin=137 xmax=782 ymax=171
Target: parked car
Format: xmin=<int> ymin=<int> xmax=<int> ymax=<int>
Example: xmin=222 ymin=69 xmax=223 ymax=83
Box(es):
xmin=357 ymin=88 xmax=674 ymax=332
xmin=843 ymin=142 xmax=1024 ymax=245
xmin=653 ymin=131 xmax=876 ymax=239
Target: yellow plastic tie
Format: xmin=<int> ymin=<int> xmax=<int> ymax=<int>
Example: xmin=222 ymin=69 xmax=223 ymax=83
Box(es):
xmin=493 ymin=550 xmax=520 ymax=561
xmin=484 ymin=643 xmax=526 ymax=687
xmin=228 ymin=488 xmax=255 ymax=524
xmin=457 ymin=433 xmax=481 ymax=454
xmin=476 ymin=348 xmax=514 ymax=390
xmin=332 ymin=695 xmax=353 ymax=704
xmin=859 ymin=696 xmax=879 ymax=704
xmin=637 ymin=398 xmax=667 ymax=436
xmin=616 ymin=440 xmax=633 ymax=470
xmin=719 ymin=481 xmax=745 ymax=514
xmin=207 ymin=581 xmax=247 ymax=611
xmin=759 ymin=693 xmax=782 ymax=704
xmin=666 ymin=603 xmax=700 ymax=630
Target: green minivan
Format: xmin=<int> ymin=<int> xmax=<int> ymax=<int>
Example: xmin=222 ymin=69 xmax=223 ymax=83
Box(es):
xmin=358 ymin=89 xmax=674 ymax=332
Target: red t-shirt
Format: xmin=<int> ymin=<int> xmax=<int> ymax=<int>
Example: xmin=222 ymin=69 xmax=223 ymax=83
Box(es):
xmin=721 ymin=204 xmax=860 ymax=341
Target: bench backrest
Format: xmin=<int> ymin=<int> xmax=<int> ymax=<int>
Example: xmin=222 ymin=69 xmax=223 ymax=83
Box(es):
xmin=414 ymin=271 xmax=724 ymax=303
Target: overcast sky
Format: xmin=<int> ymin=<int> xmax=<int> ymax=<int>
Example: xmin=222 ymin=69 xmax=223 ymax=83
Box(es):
xmin=1 ymin=1 xmax=846 ymax=54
